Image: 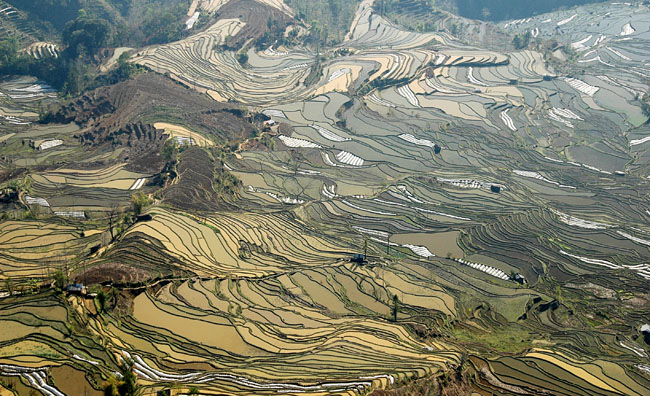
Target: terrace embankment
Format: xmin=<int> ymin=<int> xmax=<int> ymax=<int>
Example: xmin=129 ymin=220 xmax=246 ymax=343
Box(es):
xmin=77 ymin=238 xmax=181 ymax=285
xmin=80 ymin=122 xmax=168 ymax=174
xmin=163 ymin=147 xmax=238 ymax=211
xmin=368 ymin=365 xmax=473 ymax=396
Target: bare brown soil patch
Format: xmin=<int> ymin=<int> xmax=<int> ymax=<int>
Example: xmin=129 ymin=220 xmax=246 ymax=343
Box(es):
xmin=218 ymin=0 xmax=292 ymax=48
xmin=163 ymin=147 xmax=225 ymax=212
xmin=43 ymin=73 xmax=260 ymax=173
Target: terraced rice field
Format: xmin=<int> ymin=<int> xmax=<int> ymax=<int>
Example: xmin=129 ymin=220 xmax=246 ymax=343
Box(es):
xmin=0 ymin=220 xmax=101 ymax=281
xmin=3 ymin=0 xmax=650 ymax=394
xmin=30 ymin=164 xmax=149 ymax=191
xmin=154 ymin=122 xmax=215 ymax=147
xmin=121 ymin=270 xmax=459 ymax=386
xmin=0 ymin=77 xmax=58 ymax=134
xmin=24 ymin=42 xmax=59 ymax=59
xmin=485 ymin=348 xmax=650 ymax=396
xmin=123 ymin=208 xmax=353 ymax=276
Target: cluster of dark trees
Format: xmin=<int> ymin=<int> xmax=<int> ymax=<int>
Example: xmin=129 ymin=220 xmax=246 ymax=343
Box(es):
xmin=1 ymin=0 xmax=189 ymax=95
xmin=455 ymin=0 xmax=608 ymax=21
xmin=6 ymin=0 xmax=184 ymax=45
xmin=63 ymin=13 xmax=112 ymax=57
xmin=252 ymin=17 xmax=297 ymax=50
xmin=5 ymin=0 xmax=82 ymax=31
xmin=0 ymin=13 xmax=124 ymax=95
xmin=375 ymin=0 xmax=435 ymax=17
xmin=285 ymin=0 xmax=360 ymax=44
xmin=124 ymin=4 xmax=187 ymax=47
xmin=0 ymin=36 xmax=68 ymax=92
xmin=512 ymin=31 xmax=532 ymax=49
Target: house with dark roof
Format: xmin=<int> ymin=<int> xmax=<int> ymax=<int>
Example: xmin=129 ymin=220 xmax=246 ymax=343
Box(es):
xmin=66 ymin=283 xmax=86 ymax=295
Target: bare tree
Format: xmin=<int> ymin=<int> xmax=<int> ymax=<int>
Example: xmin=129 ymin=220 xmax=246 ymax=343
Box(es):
xmin=392 ymin=294 xmax=399 ymax=322
xmin=289 ymin=149 xmax=306 ymax=176
xmin=107 ymin=203 xmax=121 ymax=242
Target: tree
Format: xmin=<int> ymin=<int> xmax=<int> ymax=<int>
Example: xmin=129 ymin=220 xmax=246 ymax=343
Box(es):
xmin=104 ymin=383 xmax=117 ymax=396
xmin=118 ymin=361 xmax=138 ymax=396
xmin=131 ymin=192 xmax=150 ymax=216
xmin=4 ymin=277 xmax=14 ymax=295
xmin=0 ymin=36 xmax=24 ymax=72
xmin=392 ymin=294 xmax=399 ymax=322
xmin=103 ymin=359 xmax=141 ymax=396
xmin=62 ymin=58 xmax=92 ymax=95
xmin=449 ymin=23 xmax=459 ymax=37
xmin=512 ymin=31 xmax=532 ymax=50
xmin=288 ymin=149 xmax=306 ymax=176
xmin=114 ymin=52 xmax=137 ymax=81
xmin=161 ymin=140 xmax=178 ymax=163
xmin=54 ymin=270 xmax=68 ymax=290
xmin=310 ymin=20 xmax=322 ymax=55
xmin=140 ymin=7 xmax=184 ymax=46
xmin=108 ymin=203 xmax=121 ymax=242
xmin=63 ymin=16 xmax=113 ymax=58
xmin=188 ymin=387 xmax=200 ymax=395
xmin=28 ymin=279 xmax=38 ymax=294
xmin=328 ymin=0 xmax=341 ymax=18
xmin=97 ymin=290 xmax=107 ymax=313
xmin=236 ymin=52 xmax=249 ymax=66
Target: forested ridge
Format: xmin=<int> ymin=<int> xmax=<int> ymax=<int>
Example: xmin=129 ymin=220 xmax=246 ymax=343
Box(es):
xmin=0 ymin=0 xmax=189 ymax=95
xmin=5 ymin=0 xmax=187 ymax=45
xmin=284 ymin=0 xmax=361 ymax=44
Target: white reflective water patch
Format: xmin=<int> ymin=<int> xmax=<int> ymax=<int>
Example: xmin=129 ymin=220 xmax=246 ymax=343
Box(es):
xmin=336 ymin=151 xmax=364 ymax=166
xmin=398 ymin=133 xmax=435 ymax=148
xmin=630 ymin=136 xmax=650 ymax=146
xmin=500 ymin=109 xmax=516 ymax=131
xmin=130 ymin=178 xmax=146 ymax=190
xmin=557 ymin=14 xmax=577 ymax=26
xmin=561 ymin=77 xmax=599 ymax=96
xmin=551 ymin=209 xmax=609 ymax=229
xmin=619 ymin=22 xmax=635 ymax=36
xmin=278 ymin=135 xmax=321 ymax=148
